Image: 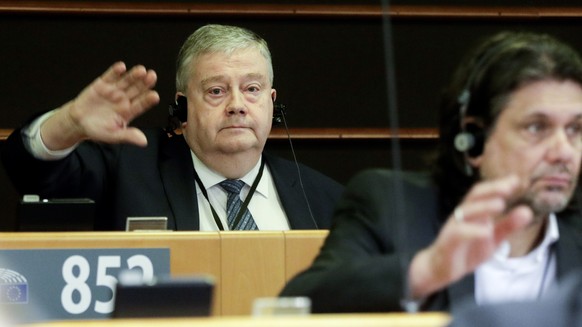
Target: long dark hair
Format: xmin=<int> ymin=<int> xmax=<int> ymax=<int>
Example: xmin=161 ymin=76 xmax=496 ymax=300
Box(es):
xmin=432 ymin=31 xmax=582 ymax=219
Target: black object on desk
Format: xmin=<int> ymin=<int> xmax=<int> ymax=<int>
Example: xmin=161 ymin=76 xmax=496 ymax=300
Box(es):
xmin=112 ymin=274 xmax=215 ymax=318
xmin=17 ymin=195 xmax=95 ymax=231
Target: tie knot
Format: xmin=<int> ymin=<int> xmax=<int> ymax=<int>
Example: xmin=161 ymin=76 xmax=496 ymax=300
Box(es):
xmin=220 ymin=179 xmax=245 ymax=195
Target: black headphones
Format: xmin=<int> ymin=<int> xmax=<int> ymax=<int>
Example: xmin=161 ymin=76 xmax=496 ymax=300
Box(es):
xmin=167 ymin=95 xmax=287 ymax=129
xmin=168 ymin=95 xmax=188 ymax=122
xmin=454 ymin=89 xmax=485 ymax=158
xmin=453 ymin=36 xmax=516 ymax=164
xmin=453 ymin=42 xmax=502 ymax=176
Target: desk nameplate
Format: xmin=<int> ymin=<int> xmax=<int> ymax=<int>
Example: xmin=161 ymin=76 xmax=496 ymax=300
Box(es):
xmin=0 ymin=248 xmax=169 ymax=323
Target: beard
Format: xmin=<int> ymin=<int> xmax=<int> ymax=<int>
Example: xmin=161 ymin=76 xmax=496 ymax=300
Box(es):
xmin=517 ymin=164 xmax=576 ymax=223
xmin=520 ymin=188 xmax=571 ymax=222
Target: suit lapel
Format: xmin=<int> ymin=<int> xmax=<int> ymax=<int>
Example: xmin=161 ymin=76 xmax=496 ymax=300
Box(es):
xmin=159 ymin=136 xmax=199 ymax=230
xmin=555 ymin=211 xmax=582 ymax=279
xmin=265 ymin=154 xmax=317 ymax=229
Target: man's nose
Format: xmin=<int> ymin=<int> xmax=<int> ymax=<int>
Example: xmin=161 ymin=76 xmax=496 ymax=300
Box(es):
xmin=226 ymin=91 xmax=246 ymax=115
xmin=546 ymin=128 xmax=576 ymax=163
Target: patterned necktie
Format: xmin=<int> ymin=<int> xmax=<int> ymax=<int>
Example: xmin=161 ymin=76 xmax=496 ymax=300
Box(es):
xmin=219 ymin=179 xmax=258 ymax=230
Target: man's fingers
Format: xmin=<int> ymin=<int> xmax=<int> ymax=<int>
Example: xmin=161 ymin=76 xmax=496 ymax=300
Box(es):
xmin=121 ymin=128 xmax=148 ymax=147
xmin=453 ymin=175 xmax=528 ymax=225
xmin=493 ymin=205 xmax=533 ymax=244
xmin=108 ymin=127 xmax=148 ymax=148
xmin=116 ymin=65 xmax=148 ymax=92
xmin=122 ymin=69 xmax=158 ymax=101
xmin=453 ymin=198 xmax=506 ymax=224
xmin=127 ymin=91 xmax=160 ymax=118
xmin=464 ymin=175 xmax=521 ymax=203
xmin=100 ymin=62 xmax=127 ymax=83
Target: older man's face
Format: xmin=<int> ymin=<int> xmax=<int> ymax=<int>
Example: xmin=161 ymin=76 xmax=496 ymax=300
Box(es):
xmin=182 ymin=47 xmax=275 ymax=161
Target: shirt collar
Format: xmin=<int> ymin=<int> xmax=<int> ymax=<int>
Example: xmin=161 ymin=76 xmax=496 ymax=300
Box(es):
xmin=190 ymin=151 xmax=268 ymax=197
xmin=494 ymin=212 xmax=560 ymax=263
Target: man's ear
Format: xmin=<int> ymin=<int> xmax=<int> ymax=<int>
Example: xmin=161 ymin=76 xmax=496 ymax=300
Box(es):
xmin=271 ymin=89 xmax=277 ymax=102
xmin=467 ymin=155 xmax=483 ymax=170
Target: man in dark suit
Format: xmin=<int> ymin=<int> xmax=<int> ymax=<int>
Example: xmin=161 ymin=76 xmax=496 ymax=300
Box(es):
xmin=1 ymin=24 xmax=343 ymax=231
xmin=281 ymin=31 xmax=582 ymax=313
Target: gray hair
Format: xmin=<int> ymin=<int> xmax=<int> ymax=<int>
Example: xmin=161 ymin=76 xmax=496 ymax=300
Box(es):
xmin=175 ymin=24 xmax=274 ymax=93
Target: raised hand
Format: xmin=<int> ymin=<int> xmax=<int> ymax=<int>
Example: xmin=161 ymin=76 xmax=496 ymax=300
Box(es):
xmin=41 ymin=62 xmax=160 ymax=150
xmin=408 ymin=175 xmax=533 ymax=299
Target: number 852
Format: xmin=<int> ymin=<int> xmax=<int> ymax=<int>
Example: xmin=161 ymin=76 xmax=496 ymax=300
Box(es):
xmin=61 ymin=255 xmax=154 ymax=315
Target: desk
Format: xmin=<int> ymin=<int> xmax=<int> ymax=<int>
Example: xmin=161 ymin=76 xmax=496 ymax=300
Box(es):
xmin=28 ymin=313 xmax=451 ymax=327
xmin=0 ymin=231 xmax=327 ymax=316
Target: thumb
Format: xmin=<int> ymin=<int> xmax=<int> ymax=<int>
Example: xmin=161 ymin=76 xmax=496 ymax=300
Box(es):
xmin=116 ymin=127 xmax=148 ymax=147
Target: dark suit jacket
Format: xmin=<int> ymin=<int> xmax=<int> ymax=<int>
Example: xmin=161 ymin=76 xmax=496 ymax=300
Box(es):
xmin=1 ymin=128 xmax=344 ymax=231
xmin=280 ymin=169 xmax=582 ymax=313
xmin=450 ymin=269 xmax=582 ymax=327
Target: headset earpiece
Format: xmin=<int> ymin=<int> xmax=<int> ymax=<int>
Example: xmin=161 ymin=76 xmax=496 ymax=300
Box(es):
xmin=168 ymin=95 xmax=188 ymax=122
xmin=165 ymin=95 xmax=188 ymax=136
xmin=169 ymin=95 xmax=287 ymax=127
xmin=454 ymin=132 xmax=475 ymax=153
xmin=454 ymin=122 xmax=484 ymax=158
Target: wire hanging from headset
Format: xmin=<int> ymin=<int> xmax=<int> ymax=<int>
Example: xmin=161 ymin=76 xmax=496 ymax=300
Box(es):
xmin=276 ymin=104 xmax=318 ymax=229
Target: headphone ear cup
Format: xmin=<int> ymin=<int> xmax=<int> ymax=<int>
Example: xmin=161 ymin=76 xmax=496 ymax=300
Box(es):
xmin=454 ymin=124 xmax=485 ymax=157
xmin=454 ymin=132 xmax=475 ymax=153
xmin=466 ymin=124 xmax=484 ymax=157
xmin=165 ymin=96 xmax=188 ymax=136
xmin=168 ymin=95 xmax=188 ymax=122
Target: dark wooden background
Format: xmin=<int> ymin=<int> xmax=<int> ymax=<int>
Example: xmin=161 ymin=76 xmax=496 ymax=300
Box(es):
xmin=2 ymin=1 xmax=582 ymax=230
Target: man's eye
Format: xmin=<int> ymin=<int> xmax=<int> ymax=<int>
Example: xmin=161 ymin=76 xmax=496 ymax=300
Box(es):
xmin=526 ymin=122 xmax=545 ymax=134
xmin=247 ymin=86 xmax=259 ymax=93
xmin=209 ymin=88 xmax=222 ymax=95
xmin=567 ymin=123 xmax=582 ymax=137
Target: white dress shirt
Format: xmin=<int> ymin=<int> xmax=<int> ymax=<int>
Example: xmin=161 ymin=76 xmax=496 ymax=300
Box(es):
xmin=23 ymin=110 xmax=78 ymax=160
xmin=191 ymin=152 xmax=290 ymax=231
xmin=475 ymin=213 xmax=559 ymax=304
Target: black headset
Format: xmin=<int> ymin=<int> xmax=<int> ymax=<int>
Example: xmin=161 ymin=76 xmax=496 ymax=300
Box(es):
xmin=453 ymin=43 xmax=502 ymax=175
xmin=453 ymin=36 xmax=517 ymax=163
xmin=168 ymin=95 xmax=189 ymax=123
xmin=167 ymin=95 xmax=286 ymax=128
xmin=454 ymin=89 xmax=485 ymax=158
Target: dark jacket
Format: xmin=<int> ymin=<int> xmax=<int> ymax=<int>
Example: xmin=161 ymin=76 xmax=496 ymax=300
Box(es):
xmin=1 ymin=127 xmax=344 ymax=231
xmin=280 ymin=169 xmax=582 ymax=313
